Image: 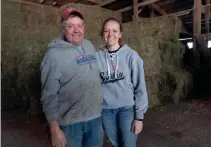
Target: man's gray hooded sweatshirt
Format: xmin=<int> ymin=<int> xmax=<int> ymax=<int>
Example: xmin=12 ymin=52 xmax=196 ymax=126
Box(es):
xmin=96 ymin=44 xmax=148 ymax=119
xmin=41 ymin=37 xmax=102 ymax=126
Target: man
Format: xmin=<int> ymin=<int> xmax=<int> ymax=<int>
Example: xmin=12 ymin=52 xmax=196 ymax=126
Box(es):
xmin=40 ymin=7 xmax=103 ymax=147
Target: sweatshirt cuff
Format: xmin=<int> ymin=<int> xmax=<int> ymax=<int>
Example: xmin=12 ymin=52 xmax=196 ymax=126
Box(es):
xmin=46 ymin=112 xmax=59 ymax=124
xmin=135 ymin=111 xmax=144 ymax=120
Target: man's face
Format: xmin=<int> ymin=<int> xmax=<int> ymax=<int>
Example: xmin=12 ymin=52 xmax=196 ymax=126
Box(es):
xmin=63 ymin=16 xmax=85 ymax=45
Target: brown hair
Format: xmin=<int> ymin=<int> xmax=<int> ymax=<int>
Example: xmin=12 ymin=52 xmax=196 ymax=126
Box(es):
xmin=101 ymin=17 xmax=124 ymax=45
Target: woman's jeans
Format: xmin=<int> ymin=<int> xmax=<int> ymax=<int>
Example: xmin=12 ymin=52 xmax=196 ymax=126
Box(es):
xmin=102 ymin=106 xmax=137 ymax=147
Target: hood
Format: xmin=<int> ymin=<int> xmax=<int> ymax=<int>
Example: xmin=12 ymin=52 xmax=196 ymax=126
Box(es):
xmin=48 ymin=37 xmax=81 ymax=50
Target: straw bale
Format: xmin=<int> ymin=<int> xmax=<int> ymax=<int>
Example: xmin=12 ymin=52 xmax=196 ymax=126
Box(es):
xmin=171 ymin=70 xmax=193 ymax=103
xmin=125 ymin=37 xmax=162 ymax=76
xmin=2 ymin=0 xmax=60 ymax=113
xmin=123 ymin=16 xmax=192 ymax=105
xmin=158 ymin=40 xmax=184 ymax=69
xmin=145 ymin=76 xmax=161 ymax=107
xmin=123 ymin=15 xmax=181 ymax=42
xmin=2 ymin=0 xmax=192 ymax=112
xmin=1 ymin=0 xmax=121 ymax=113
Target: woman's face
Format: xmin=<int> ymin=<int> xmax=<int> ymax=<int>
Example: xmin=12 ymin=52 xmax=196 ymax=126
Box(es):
xmin=103 ymin=20 xmax=122 ymax=47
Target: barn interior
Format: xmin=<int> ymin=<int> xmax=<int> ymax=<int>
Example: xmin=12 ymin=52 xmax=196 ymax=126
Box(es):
xmin=1 ymin=0 xmax=211 ymax=147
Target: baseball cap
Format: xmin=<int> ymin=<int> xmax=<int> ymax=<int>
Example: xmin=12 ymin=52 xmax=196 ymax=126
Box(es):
xmin=61 ymin=7 xmax=84 ymax=21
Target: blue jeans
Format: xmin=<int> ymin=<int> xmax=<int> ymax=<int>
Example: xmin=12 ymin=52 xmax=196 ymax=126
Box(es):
xmin=60 ymin=117 xmax=103 ymax=147
xmin=102 ymin=106 xmax=137 ymax=147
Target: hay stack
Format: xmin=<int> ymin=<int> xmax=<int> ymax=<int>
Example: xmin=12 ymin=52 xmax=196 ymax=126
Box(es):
xmin=1 ymin=0 xmax=121 ymax=114
xmin=123 ymin=15 xmax=192 ymax=106
xmin=2 ymin=0 xmax=62 ymax=114
xmin=2 ymin=0 xmax=192 ymax=113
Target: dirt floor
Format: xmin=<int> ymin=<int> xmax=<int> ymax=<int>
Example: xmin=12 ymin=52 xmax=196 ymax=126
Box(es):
xmin=1 ymin=100 xmax=211 ymax=147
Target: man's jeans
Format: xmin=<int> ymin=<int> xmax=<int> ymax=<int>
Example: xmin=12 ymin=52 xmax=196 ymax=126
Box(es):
xmin=60 ymin=117 xmax=103 ymax=147
xmin=102 ymin=106 xmax=137 ymax=147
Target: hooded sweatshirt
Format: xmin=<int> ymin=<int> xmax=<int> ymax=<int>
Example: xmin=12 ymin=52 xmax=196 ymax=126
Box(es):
xmin=41 ymin=37 xmax=102 ymax=126
xmin=96 ymin=44 xmax=148 ymax=119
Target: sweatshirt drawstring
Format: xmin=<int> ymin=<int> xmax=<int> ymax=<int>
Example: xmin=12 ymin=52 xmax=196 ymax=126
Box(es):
xmin=106 ymin=53 xmax=111 ymax=78
xmin=106 ymin=52 xmax=119 ymax=79
xmin=115 ymin=53 xmax=118 ymax=79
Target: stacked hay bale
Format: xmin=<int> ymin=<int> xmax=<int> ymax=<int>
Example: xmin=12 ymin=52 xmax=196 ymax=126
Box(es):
xmin=2 ymin=0 xmax=61 ymax=114
xmin=123 ymin=15 xmax=192 ymax=106
xmin=2 ymin=0 xmax=192 ymax=113
xmin=1 ymin=0 xmax=121 ymax=114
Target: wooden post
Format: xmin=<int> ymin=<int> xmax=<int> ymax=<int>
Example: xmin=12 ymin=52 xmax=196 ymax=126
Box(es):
xmin=133 ymin=0 xmax=139 ymax=21
xmin=193 ymin=0 xmax=202 ymax=34
xmin=205 ymin=0 xmax=210 ymax=34
xmin=193 ymin=0 xmax=202 ymax=68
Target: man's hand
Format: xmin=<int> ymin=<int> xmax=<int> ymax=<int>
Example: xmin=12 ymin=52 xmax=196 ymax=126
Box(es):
xmin=132 ymin=120 xmax=143 ymax=135
xmin=50 ymin=121 xmax=66 ymax=147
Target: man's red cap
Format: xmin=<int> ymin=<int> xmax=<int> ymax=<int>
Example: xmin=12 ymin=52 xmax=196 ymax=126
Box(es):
xmin=61 ymin=7 xmax=84 ymax=21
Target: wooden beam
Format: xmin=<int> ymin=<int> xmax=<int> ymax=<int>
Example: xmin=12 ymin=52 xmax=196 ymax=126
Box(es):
xmin=11 ymin=0 xmax=56 ymax=8
xmin=142 ymin=0 xmax=167 ymax=15
xmin=87 ymin=0 xmax=99 ymax=3
xmin=52 ymin=1 xmax=57 ymax=6
xmin=69 ymin=0 xmax=82 ymax=2
xmin=193 ymin=0 xmax=202 ymax=34
xmin=157 ymin=0 xmax=175 ymax=6
xmin=98 ymin=0 xmax=116 ymax=6
xmin=117 ymin=0 xmax=161 ymax=13
xmin=173 ymin=4 xmax=211 ymax=16
xmin=205 ymin=0 xmax=210 ymax=33
xmin=133 ymin=0 xmax=139 ymax=21
xmin=175 ymin=8 xmax=192 ymax=16
xmin=151 ymin=3 xmax=167 ymax=15
xmin=138 ymin=8 xmax=143 ymax=14
xmin=39 ymin=0 xmax=45 ymax=3
xmin=150 ymin=2 xmax=205 ymax=15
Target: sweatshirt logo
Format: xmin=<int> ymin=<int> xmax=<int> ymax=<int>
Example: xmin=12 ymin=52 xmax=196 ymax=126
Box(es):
xmin=100 ymin=65 xmax=125 ymax=84
xmin=75 ymin=55 xmax=96 ymax=65
xmin=100 ymin=72 xmax=125 ymax=84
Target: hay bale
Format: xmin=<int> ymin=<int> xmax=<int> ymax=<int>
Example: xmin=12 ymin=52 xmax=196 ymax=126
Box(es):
xmin=1 ymin=0 xmax=121 ymax=114
xmin=171 ymin=70 xmax=193 ymax=103
xmin=2 ymin=0 xmax=192 ymax=111
xmin=2 ymin=0 xmax=61 ymax=115
xmin=123 ymin=15 xmax=192 ymax=106
xmin=157 ymin=71 xmax=177 ymax=103
xmin=124 ymin=37 xmax=162 ymax=77
xmin=123 ymin=15 xmax=181 ymax=43
xmin=158 ymin=40 xmax=184 ymax=69
xmin=154 ymin=69 xmax=192 ymax=104
xmin=145 ymin=76 xmax=161 ymax=107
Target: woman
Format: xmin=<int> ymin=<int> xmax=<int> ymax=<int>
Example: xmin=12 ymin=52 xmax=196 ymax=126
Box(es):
xmin=96 ymin=17 xmax=148 ymax=147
